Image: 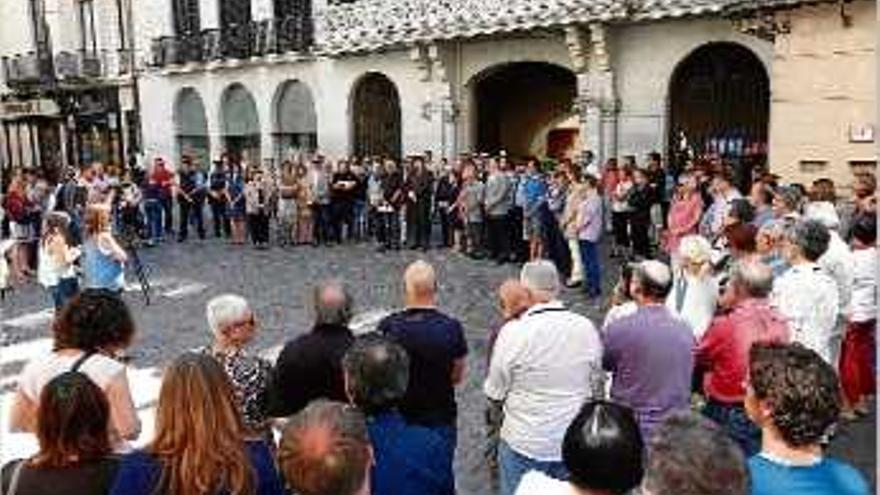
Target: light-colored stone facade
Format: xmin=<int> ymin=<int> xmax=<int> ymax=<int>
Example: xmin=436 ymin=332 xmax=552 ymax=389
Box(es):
xmin=768 ymin=0 xmax=876 ymax=188
xmin=133 ymin=0 xmax=775 ymax=171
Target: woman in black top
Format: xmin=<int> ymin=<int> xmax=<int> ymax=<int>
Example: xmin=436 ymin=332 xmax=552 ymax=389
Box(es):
xmin=1 ymin=371 xmax=119 ymax=495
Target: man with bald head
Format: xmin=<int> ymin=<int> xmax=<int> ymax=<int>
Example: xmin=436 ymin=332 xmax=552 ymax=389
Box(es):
xmin=267 ymin=280 xmax=356 ymax=417
xmin=377 ymin=260 xmax=468 ymax=464
xmin=603 ymin=260 xmax=695 ymax=442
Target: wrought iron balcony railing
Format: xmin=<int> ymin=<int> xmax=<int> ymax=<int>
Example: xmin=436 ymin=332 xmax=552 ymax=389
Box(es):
xmin=54 ymin=50 xmax=103 ymax=80
xmin=150 ymin=14 xmax=314 ymax=68
xmin=2 ymin=52 xmax=53 ymax=87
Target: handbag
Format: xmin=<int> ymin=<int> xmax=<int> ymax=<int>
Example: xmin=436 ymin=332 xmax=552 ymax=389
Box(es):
xmin=2 ymin=459 xmax=26 ymax=495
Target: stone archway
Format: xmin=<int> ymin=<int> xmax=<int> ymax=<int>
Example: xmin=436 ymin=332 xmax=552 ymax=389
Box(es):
xmin=221 ymin=83 xmax=261 ymax=164
xmin=173 ymin=87 xmax=210 ymax=166
xmin=668 ymin=42 xmax=769 ymax=185
xmin=471 ymin=62 xmax=577 ymax=160
xmin=274 ymin=80 xmax=317 ymax=161
xmin=350 ymin=72 xmax=401 ymax=159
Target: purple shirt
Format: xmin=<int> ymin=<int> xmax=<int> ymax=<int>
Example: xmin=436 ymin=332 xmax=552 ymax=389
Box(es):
xmin=602 ymin=305 xmax=695 ymax=441
xmin=577 ymin=193 xmax=603 ymax=242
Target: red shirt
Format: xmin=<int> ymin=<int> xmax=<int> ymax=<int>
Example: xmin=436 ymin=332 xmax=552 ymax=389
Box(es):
xmin=696 ymin=298 xmax=789 ymax=403
xmin=150 ymin=166 xmax=174 ymax=195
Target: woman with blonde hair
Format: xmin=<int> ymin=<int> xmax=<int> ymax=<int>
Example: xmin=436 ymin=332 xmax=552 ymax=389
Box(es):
xmin=110 ymin=352 xmax=285 ymax=495
xmin=666 ymin=235 xmax=718 ymax=338
xmin=82 ymin=203 xmax=127 ymax=293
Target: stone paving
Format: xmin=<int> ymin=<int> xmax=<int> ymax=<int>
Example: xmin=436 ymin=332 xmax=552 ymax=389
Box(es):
xmin=0 ymin=238 xmax=874 ymax=493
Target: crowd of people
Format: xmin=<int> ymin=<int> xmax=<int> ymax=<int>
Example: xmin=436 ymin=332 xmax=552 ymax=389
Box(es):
xmin=0 ymin=147 xmax=876 ymax=495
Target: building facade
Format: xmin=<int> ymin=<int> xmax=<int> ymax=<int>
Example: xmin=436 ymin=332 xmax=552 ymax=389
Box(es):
xmin=0 ymin=0 xmax=140 ymax=183
xmin=762 ymin=0 xmax=876 ymax=187
xmin=132 ymin=0 xmax=784 ymax=174
xmin=2 ymin=0 xmax=871 ymax=188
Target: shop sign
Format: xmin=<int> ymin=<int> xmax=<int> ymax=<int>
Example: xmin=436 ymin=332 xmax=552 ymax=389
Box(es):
xmin=0 ymin=99 xmax=60 ymax=120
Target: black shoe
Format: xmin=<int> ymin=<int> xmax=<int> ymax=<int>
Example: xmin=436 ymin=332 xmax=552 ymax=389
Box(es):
xmin=177 ymin=237 xmax=186 ymax=243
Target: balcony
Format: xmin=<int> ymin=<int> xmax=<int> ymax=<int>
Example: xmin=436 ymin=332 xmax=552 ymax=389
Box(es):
xmin=150 ymin=14 xmax=314 ymax=68
xmin=2 ymin=52 xmax=53 ymax=87
xmin=54 ymin=51 xmax=103 ymax=80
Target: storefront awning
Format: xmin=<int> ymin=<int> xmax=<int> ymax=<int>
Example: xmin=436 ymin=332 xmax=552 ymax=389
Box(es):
xmin=0 ymin=98 xmax=60 ymax=120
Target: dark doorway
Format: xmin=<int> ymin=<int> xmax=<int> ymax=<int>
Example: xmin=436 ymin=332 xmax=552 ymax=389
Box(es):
xmin=668 ymin=42 xmax=769 ymax=184
xmin=473 ymin=62 xmax=577 ymax=159
xmin=351 ymin=72 xmax=401 ymax=159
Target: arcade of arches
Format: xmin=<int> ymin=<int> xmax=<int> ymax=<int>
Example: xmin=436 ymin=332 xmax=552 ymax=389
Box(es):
xmin=668 ymin=42 xmax=769 ymax=185
xmin=472 ymin=62 xmax=578 ymax=161
xmin=166 ymin=43 xmax=769 ymax=174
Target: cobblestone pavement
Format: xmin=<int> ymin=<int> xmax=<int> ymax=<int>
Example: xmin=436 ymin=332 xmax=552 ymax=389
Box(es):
xmin=0 ymin=238 xmax=874 ymax=493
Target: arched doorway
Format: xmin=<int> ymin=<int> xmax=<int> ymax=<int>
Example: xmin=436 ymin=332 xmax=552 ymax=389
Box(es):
xmin=274 ymin=80 xmax=317 ymax=161
xmin=472 ymin=62 xmax=577 ymax=159
xmin=351 ymin=72 xmax=401 ymax=159
xmin=173 ymin=87 xmax=210 ymax=166
xmin=668 ymin=42 xmax=769 ymax=186
xmin=221 ymin=83 xmax=261 ymax=164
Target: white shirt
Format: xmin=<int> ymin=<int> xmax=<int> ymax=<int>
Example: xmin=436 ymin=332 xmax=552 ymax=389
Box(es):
xmin=850 ymin=247 xmax=878 ymax=323
xmin=771 ymin=263 xmax=840 ymax=364
xmin=484 ymin=301 xmax=603 ymax=461
xmin=666 ymin=272 xmax=718 ymax=339
xmin=818 ymin=231 xmax=853 ymax=317
xmin=514 ymin=470 xmax=572 ymax=495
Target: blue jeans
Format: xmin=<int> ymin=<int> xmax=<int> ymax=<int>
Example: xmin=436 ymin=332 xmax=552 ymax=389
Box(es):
xmin=498 ymin=441 xmax=567 ymax=495
xmin=50 ymin=277 xmax=79 ymax=310
xmin=145 ymin=199 xmax=164 ymax=242
xmin=578 ymin=239 xmax=601 ymax=297
xmin=703 ymin=399 xmax=761 ymax=457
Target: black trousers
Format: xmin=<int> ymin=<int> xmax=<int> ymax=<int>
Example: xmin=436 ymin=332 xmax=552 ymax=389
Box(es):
xmin=487 ymin=215 xmax=510 ymax=261
xmin=209 ymin=198 xmax=231 ymax=237
xmin=314 ymin=204 xmax=334 ymax=244
xmin=630 ymin=216 xmax=651 ymax=258
xmin=439 ymin=208 xmax=453 ymax=247
xmin=248 ymin=212 xmax=270 ymax=245
xmin=411 ymin=200 xmax=432 ymax=249
xmin=332 ymin=201 xmax=354 ymax=243
xmin=162 ymin=196 xmax=174 ymax=235
xmin=178 ymin=198 xmax=205 ymax=240
xmin=379 ymin=210 xmax=401 ymax=249
xmin=508 ymin=208 xmax=526 ymax=261
xmin=612 ymin=211 xmax=630 ymax=248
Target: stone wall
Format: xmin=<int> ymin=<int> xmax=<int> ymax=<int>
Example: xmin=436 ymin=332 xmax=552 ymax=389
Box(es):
xmin=769 ymin=0 xmax=876 ymax=188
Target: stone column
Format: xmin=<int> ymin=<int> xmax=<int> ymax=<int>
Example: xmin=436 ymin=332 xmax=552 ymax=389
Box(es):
xmin=586 ymin=23 xmax=617 ymax=170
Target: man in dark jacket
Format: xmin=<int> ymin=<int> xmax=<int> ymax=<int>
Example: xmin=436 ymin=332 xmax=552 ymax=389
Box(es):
xmin=378 ymin=160 xmax=405 ymax=251
xmin=405 ymin=156 xmax=434 ymax=250
xmin=267 ymin=281 xmax=355 ymax=417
